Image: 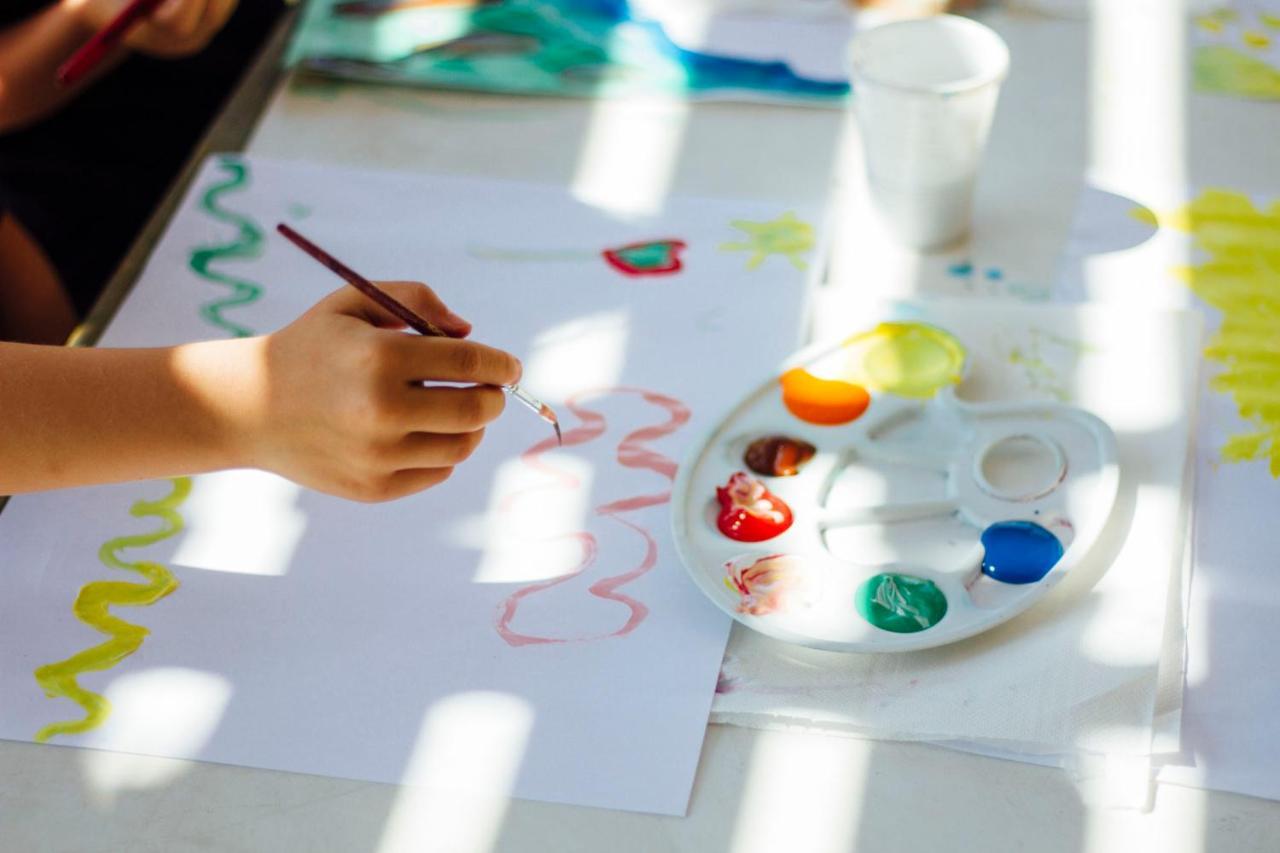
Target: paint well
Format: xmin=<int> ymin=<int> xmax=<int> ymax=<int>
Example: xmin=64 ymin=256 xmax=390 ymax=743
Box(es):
xmin=724 ymin=554 xmax=807 ymax=616
xmin=855 ymin=573 xmax=947 ymax=633
xmin=841 ymin=322 xmax=966 ymax=399
xmin=743 ymin=435 xmax=817 ymax=477
xmin=780 ymin=368 xmax=871 ymax=426
xmin=979 ymin=520 xmax=1064 ymax=585
xmin=715 ymin=472 xmax=793 ymax=542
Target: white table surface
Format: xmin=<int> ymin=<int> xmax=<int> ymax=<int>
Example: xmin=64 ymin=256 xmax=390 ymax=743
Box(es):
xmin=5 ymin=4 xmax=1280 ymax=851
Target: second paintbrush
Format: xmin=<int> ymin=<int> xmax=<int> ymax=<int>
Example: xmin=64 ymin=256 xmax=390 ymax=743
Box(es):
xmin=276 ymin=223 xmax=562 ymax=445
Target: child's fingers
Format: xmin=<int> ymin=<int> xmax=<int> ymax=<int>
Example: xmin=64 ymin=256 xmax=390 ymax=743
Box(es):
xmin=397 ymin=385 xmax=506 ymax=434
xmin=151 ymin=0 xmax=208 ymax=38
xmin=392 ymin=336 xmax=522 ymax=387
xmin=203 ymin=0 xmax=238 ymax=33
xmin=361 ymin=467 xmax=455 ymax=503
xmin=387 ymin=429 xmax=485 ymax=469
xmin=329 ymin=281 xmax=471 ymax=337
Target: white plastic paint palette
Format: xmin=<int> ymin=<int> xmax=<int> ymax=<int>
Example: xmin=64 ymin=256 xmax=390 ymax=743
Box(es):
xmin=672 ymin=322 xmax=1119 ymax=652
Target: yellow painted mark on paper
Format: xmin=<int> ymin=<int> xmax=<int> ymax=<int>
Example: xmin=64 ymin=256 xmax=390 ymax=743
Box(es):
xmin=1007 ymin=328 xmax=1095 ymax=403
xmin=1144 ymin=190 xmax=1280 ymax=476
xmin=33 ymin=478 xmax=191 ymax=742
xmin=720 ymin=212 xmax=814 ymax=271
xmin=1243 ymin=30 xmax=1272 ymax=49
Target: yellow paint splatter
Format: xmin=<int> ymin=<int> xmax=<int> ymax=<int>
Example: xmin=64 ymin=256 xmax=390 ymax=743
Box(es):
xmin=1195 ymin=15 xmax=1225 ymax=33
xmin=1243 ymin=30 xmax=1272 ymax=49
xmin=1006 ymin=328 xmax=1095 ymax=403
xmin=720 ymin=212 xmax=814 ymax=270
xmin=33 ymin=477 xmax=191 ymax=742
xmin=1193 ymin=45 xmax=1280 ymax=99
xmin=1263 ymin=13 xmax=1280 ymax=30
xmin=1146 ymin=190 xmax=1280 ymax=476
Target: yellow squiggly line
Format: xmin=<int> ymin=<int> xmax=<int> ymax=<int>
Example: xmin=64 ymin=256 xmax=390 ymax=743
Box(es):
xmin=1140 ymin=190 xmax=1280 ymax=476
xmin=33 ymin=478 xmax=191 ymax=742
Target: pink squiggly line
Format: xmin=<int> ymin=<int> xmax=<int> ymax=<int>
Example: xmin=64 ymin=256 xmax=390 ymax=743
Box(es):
xmin=495 ymin=387 xmax=691 ymax=647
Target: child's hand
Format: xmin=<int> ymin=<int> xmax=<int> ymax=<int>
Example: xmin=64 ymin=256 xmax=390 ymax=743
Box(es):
xmin=226 ymin=282 xmax=521 ymax=503
xmin=69 ymin=0 xmax=239 ymax=58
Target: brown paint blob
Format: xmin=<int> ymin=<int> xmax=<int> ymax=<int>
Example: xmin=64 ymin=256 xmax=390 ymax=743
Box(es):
xmin=744 ymin=435 xmax=817 ymax=477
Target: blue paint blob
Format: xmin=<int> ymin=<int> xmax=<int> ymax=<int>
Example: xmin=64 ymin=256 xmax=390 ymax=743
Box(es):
xmin=984 ymin=267 xmax=1004 ymax=281
xmin=947 ymin=261 xmax=974 ymax=277
xmin=980 ymin=520 xmax=1064 ymax=585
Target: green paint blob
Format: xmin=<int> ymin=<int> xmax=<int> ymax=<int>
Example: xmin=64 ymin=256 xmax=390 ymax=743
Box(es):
xmin=855 ymin=573 xmax=948 ymax=634
xmin=613 ymin=242 xmax=675 ymax=269
xmin=842 ymin=322 xmax=967 ymax=399
xmin=1193 ymin=45 xmax=1280 ymax=100
xmin=189 ymin=157 xmax=265 ymax=339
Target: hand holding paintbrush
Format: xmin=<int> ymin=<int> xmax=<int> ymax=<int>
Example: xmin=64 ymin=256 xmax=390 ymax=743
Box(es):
xmin=277 ymin=223 xmax=562 ymax=444
xmin=57 ymin=0 xmax=240 ymax=86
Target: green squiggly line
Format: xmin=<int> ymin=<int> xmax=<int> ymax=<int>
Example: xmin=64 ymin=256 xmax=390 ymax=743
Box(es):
xmin=33 ymin=478 xmax=192 ymax=742
xmin=189 ymin=157 xmax=264 ymax=337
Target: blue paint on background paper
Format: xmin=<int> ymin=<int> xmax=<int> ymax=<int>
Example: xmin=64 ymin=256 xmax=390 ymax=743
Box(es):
xmin=980 ymin=520 xmax=1064 ymax=584
xmin=295 ymin=0 xmax=850 ymax=101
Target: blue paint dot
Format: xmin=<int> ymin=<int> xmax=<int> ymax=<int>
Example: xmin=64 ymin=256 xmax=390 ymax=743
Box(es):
xmin=984 ymin=267 xmax=1004 ymax=281
xmin=948 ymin=261 xmax=974 ymax=277
xmin=980 ymin=520 xmax=1064 ymax=585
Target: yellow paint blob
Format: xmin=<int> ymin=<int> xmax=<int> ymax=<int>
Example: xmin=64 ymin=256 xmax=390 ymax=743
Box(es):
xmin=719 ymin=212 xmax=814 ymax=271
xmin=839 ymin=322 xmax=966 ymax=399
xmin=33 ymin=477 xmax=191 ymax=742
xmin=1195 ymin=15 xmax=1225 ymax=33
xmin=1150 ymin=190 xmax=1280 ymax=476
xmin=1243 ymin=30 xmax=1273 ymax=49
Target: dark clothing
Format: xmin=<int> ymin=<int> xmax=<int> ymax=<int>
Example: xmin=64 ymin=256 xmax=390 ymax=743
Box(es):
xmin=0 ymin=1 xmax=285 ymax=314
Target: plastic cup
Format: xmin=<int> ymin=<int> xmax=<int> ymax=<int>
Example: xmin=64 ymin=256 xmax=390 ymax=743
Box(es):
xmin=848 ymin=15 xmax=1010 ymax=251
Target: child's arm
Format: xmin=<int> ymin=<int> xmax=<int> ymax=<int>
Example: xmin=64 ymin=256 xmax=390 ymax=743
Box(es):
xmin=0 ymin=0 xmax=239 ymax=132
xmin=0 ymin=282 xmax=522 ymax=501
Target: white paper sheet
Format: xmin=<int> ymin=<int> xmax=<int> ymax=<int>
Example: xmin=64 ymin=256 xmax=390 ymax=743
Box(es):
xmin=1056 ymin=183 xmax=1280 ymax=802
xmin=710 ymin=297 xmax=1200 ymax=757
xmin=0 ymin=155 xmax=819 ymax=815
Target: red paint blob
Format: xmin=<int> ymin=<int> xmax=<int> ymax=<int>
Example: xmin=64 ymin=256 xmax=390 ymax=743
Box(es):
xmin=715 ymin=472 xmax=793 ymax=542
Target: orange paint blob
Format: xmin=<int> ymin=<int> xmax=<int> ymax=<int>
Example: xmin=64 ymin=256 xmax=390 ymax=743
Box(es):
xmin=780 ymin=367 xmax=871 ymax=425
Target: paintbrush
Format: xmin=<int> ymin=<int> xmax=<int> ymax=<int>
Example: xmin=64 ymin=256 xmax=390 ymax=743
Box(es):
xmin=56 ymin=0 xmax=167 ymax=87
xmin=276 ymin=223 xmax=562 ymax=445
